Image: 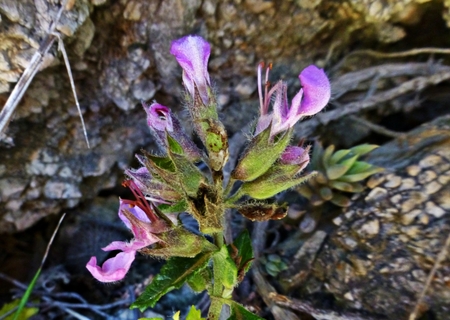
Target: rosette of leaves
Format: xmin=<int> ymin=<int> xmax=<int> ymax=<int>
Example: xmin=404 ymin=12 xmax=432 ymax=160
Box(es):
xmin=259 ymin=254 xmax=288 ymax=277
xmin=297 ymin=143 xmax=383 ymax=207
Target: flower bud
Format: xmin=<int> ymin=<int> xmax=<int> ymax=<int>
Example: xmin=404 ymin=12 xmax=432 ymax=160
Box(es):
xmin=143 ymin=101 xmax=202 ymax=162
xmin=170 ymin=35 xmax=211 ymax=106
xmin=232 ymin=127 xmax=291 ymax=181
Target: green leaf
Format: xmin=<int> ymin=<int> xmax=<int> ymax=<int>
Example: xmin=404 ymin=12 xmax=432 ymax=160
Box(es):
xmin=139 ymin=318 xmax=164 ymax=320
xmin=339 ymin=154 xmax=359 ymax=170
xmin=167 ymin=133 xmax=184 ymax=154
xmin=328 ymin=180 xmax=354 ymax=192
xmin=310 ymin=141 xmax=324 ymax=171
xmin=346 ymin=161 xmax=372 ymax=175
xmin=131 ymin=252 xmax=214 ymax=311
xmin=349 ymin=144 xmax=378 ymax=156
xmin=186 ymin=305 xmax=206 ymax=320
xmin=319 ymin=187 xmax=333 ymax=200
xmin=228 ymin=301 xmax=264 ymax=320
xmin=147 ymin=153 xmax=176 ymax=172
xmin=187 ymin=268 xmax=211 ymax=292
xmin=321 ymin=145 xmax=335 ymax=168
xmin=171 ymin=154 xmax=204 ymax=197
xmin=0 ymin=299 xmax=38 ymax=320
xmin=229 ymin=230 xmax=253 ymax=273
xmin=338 ymin=166 xmax=384 ymax=182
xmin=241 ymin=171 xmax=314 ymax=200
xmin=213 ymin=245 xmax=238 ymax=297
xmin=231 ymin=128 xmax=292 ymax=181
xmin=326 ymin=163 xmax=350 ymax=180
xmin=330 ymin=193 xmax=351 ymax=207
xmin=329 ymin=149 xmax=351 ymax=165
xmin=158 ymin=200 xmax=188 ymax=214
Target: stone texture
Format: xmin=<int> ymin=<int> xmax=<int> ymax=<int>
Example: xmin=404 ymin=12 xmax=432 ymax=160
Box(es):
xmin=0 ymin=0 xmax=448 ymax=235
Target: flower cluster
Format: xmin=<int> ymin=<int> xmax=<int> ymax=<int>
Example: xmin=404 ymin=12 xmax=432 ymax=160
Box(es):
xmin=86 ymin=35 xmax=331 ymax=312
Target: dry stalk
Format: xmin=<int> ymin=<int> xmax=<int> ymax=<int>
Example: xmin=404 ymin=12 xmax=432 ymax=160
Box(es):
xmin=0 ymin=0 xmax=90 ymax=147
xmin=409 ymin=232 xmax=450 ymax=320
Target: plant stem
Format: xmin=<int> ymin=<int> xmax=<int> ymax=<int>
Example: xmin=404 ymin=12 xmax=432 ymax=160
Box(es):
xmin=213 ymin=231 xmax=224 ymax=248
xmin=208 ymin=297 xmax=224 ymax=320
xmin=224 ymin=188 xmax=244 ymax=205
xmin=223 ymin=177 xmax=235 ymax=197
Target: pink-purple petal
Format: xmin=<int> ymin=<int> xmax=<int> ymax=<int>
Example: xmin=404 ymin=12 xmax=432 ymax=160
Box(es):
xmin=144 ymin=102 xmax=174 ymax=132
xmin=86 ymin=251 xmax=136 ymax=282
xmin=298 ymin=65 xmax=330 ymax=116
xmin=170 ymin=35 xmax=211 ymax=104
xmin=280 ymin=146 xmax=309 ymax=165
xmin=118 ymin=201 xmax=151 ymax=229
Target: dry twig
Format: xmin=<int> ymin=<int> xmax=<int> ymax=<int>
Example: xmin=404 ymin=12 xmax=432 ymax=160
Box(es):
xmin=332 ymin=48 xmax=450 ymax=73
xmin=409 ymin=232 xmax=450 ymax=320
xmin=0 ymin=0 xmax=90 ymax=147
xmin=296 ymin=69 xmax=450 ymax=138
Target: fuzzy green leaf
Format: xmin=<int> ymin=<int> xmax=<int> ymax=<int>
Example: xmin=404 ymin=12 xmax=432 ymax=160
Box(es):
xmin=187 ymin=268 xmax=210 ymax=293
xmin=131 ymin=252 xmax=213 ymax=311
xmin=170 ymin=154 xmax=204 ymax=197
xmin=186 ymin=305 xmax=206 ymax=320
xmin=231 ymin=128 xmax=291 ymax=181
xmin=229 ymin=230 xmax=253 ymax=273
xmin=241 ymin=173 xmax=312 ymax=200
xmin=228 ymin=301 xmax=264 ymax=320
xmin=158 ymin=200 xmax=188 ymax=214
xmin=146 ymin=154 xmax=176 ymax=172
xmin=167 ymin=134 xmax=184 ymax=155
xmin=213 ymin=245 xmax=238 ymax=293
xmin=349 ymin=144 xmax=378 ymax=156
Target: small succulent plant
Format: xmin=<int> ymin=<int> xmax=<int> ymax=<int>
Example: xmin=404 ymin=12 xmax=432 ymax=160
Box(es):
xmin=297 ymin=143 xmax=383 ymax=207
xmin=259 ymin=254 xmax=288 ymax=277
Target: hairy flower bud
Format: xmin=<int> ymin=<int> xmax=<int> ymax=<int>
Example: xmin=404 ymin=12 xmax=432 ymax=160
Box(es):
xmin=170 ymin=35 xmax=211 ymax=106
xmin=143 ymin=101 xmax=202 ymax=162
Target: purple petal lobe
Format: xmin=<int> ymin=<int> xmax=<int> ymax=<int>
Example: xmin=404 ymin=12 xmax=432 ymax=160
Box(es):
xmin=170 ymin=35 xmax=211 ymax=104
xmin=143 ymin=102 xmax=173 ymax=132
xmin=118 ymin=201 xmax=151 ymax=229
xmin=281 ymin=146 xmax=310 ymax=169
xmin=86 ymin=251 xmax=136 ymax=282
xmin=298 ymin=65 xmax=331 ymax=116
xmin=102 ymin=238 xmax=155 ymax=252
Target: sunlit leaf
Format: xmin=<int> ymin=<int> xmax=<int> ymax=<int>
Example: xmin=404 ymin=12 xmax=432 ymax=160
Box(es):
xmin=131 ymin=252 xmax=214 ymax=311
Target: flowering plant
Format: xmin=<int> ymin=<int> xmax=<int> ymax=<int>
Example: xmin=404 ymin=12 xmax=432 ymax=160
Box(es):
xmin=87 ymin=35 xmax=330 ymax=319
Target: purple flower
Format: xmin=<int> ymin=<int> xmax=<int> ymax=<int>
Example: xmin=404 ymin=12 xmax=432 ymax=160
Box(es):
xmin=298 ymin=65 xmax=331 ymax=117
xmin=280 ymin=146 xmax=310 ymax=174
xmin=255 ymin=63 xmax=330 ymax=137
xmin=170 ymin=35 xmax=211 ymax=105
xmin=86 ymin=181 xmax=166 ymax=283
xmin=142 ymin=101 xmax=203 ymax=162
xmin=143 ymin=102 xmax=173 ymax=132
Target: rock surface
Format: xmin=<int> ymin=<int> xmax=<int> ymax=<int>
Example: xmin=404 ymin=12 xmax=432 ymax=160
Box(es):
xmin=0 ymin=0 xmax=449 ymax=234
xmin=291 ymin=115 xmax=450 ymax=319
